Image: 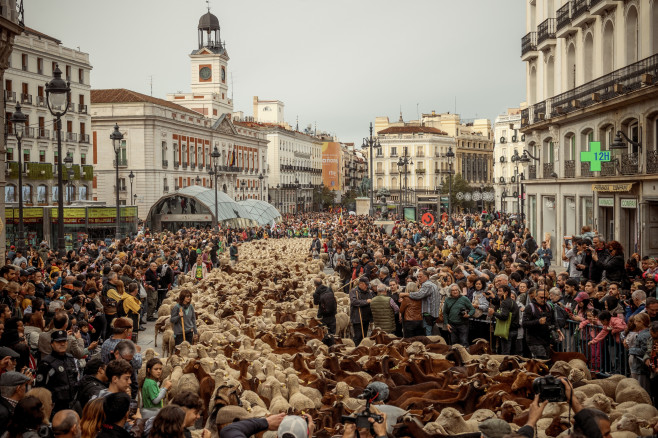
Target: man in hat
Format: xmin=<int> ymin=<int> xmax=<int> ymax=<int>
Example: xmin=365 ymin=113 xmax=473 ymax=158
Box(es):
xmin=349 ymin=277 xmax=373 ymax=346
xmin=0 ymin=346 xmax=19 ymax=374
xmin=0 ymin=371 xmax=30 ymax=430
xmin=35 ymin=329 xmax=80 ymax=413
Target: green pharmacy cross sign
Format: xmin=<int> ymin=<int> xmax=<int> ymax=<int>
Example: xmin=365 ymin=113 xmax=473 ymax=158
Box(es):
xmin=580 ymin=141 xmax=611 ymax=171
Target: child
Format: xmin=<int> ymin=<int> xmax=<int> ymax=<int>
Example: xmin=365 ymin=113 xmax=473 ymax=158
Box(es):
xmin=629 ymin=313 xmax=651 ymax=393
xmin=579 ymin=308 xmax=602 ymax=371
xmin=141 ymin=358 xmax=172 ymax=418
xmin=78 ymin=319 xmax=91 ymax=348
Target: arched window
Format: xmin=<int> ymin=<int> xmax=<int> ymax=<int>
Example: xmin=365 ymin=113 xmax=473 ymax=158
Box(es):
xmin=417 ymin=177 xmax=424 ymax=189
xmin=52 ymin=186 xmax=58 ymax=203
xmin=653 ymin=1 xmax=658 ymax=55
xmin=626 ymin=6 xmax=639 ymax=64
xmin=37 ymin=185 xmax=47 ymax=204
xmin=65 ymin=184 xmax=75 ymax=203
xmin=22 ymin=185 xmax=32 ymax=204
xmin=583 ymin=33 xmax=594 ymax=82
xmin=603 ymin=21 xmax=615 ymax=74
xmin=529 ymin=65 xmax=537 ymax=104
xmin=5 ymin=185 xmax=15 ymax=203
xmin=78 ymin=185 xmax=88 ymax=201
xmin=566 ymin=43 xmax=576 ymax=89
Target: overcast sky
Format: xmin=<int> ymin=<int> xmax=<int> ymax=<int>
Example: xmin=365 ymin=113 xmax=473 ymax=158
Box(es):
xmin=27 ymin=0 xmax=526 ymax=144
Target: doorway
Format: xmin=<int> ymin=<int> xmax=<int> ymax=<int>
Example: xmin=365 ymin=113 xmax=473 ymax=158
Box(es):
xmin=620 ymin=203 xmax=637 ymax=254
xmin=598 ymin=202 xmax=614 ymax=242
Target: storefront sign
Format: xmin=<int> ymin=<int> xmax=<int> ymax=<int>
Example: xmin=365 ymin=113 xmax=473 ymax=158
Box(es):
xmin=592 ymin=183 xmax=633 ymax=192
xmin=621 ymin=199 xmax=637 ymax=209
xmin=88 ymin=207 xmax=138 ymax=224
xmin=4 ymin=208 xmax=44 ymax=224
xmin=161 ymin=214 xmax=212 ymax=222
xmin=51 ymin=208 xmax=86 ymax=224
xmin=598 ymin=198 xmax=614 ymax=207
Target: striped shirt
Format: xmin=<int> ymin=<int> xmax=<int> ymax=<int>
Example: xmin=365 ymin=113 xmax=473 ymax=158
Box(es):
xmin=408 ymin=280 xmax=441 ymax=317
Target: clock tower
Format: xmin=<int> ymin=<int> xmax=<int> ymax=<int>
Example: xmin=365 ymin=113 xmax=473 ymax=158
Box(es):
xmin=167 ymin=9 xmax=233 ymax=119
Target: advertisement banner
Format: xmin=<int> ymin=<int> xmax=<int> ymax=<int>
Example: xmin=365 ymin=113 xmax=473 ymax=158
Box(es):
xmin=322 ymin=142 xmax=341 ymax=191
xmin=51 ymin=208 xmax=86 ymax=224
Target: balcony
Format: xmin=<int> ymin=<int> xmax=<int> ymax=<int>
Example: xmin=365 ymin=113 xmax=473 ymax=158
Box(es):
xmin=564 ymin=160 xmax=576 ymax=178
xmin=415 ymin=168 xmax=426 ymax=174
xmin=648 ymin=151 xmax=658 ymax=174
xmin=162 ymin=160 xmax=168 ymax=168
xmin=375 ymin=170 xmax=385 ymax=175
xmin=537 ymin=18 xmax=556 ymax=48
xmin=556 ymin=2 xmax=573 ymax=37
xmin=572 ymin=0 xmax=593 ymax=27
xmin=78 ymin=105 xmax=87 ymax=114
xmin=67 ymin=102 xmax=75 ymax=112
xmin=37 ymin=128 xmax=49 ymax=139
xmin=113 ymin=158 xmax=128 ymax=167
xmin=521 ymin=32 xmax=538 ymax=61
xmin=65 ymin=132 xmax=77 ymax=142
xmin=620 ymin=152 xmax=639 ymax=175
xmin=580 ymin=162 xmax=593 ymax=177
xmin=534 ymin=100 xmax=547 ymax=121
xmin=174 ymin=160 xmax=179 ymax=169
xmin=36 ymin=96 xmax=46 ymax=107
xmin=23 ymin=127 xmax=34 ymax=138
xmin=523 ymin=53 xmax=658 ymax=128
xmin=20 ymin=93 xmax=31 ymax=105
xmin=601 ymin=161 xmax=616 ymax=176
xmin=164 ymin=186 xmax=169 ymax=193
xmin=182 ymin=162 xmax=188 ymax=169
xmin=543 ymin=162 xmax=555 ymax=179
xmin=4 ymin=90 xmax=15 ymax=102
xmin=590 ymin=0 xmax=618 ymax=16
xmin=79 ymin=134 xmax=89 ymax=144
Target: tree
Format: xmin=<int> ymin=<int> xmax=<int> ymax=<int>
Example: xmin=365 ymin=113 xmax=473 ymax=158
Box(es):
xmin=341 ymin=189 xmax=358 ymax=211
xmin=439 ymin=173 xmax=474 ymax=211
xmin=313 ymin=185 xmax=337 ymax=210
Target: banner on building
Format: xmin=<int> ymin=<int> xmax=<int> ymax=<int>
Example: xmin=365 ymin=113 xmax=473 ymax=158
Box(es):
xmin=322 ymin=142 xmax=341 ymax=191
xmin=592 ymin=183 xmax=634 ymax=192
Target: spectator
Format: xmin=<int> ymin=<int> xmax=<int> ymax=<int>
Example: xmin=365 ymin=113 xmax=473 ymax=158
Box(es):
xmin=400 ymin=270 xmax=440 ymax=336
xmin=399 ymin=282 xmax=424 ymax=338
xmin=0 ymin=371 xmax=30 ymax=431
xmin=96 ymin=359 xmax=132 ymax=400
xmin=77 ymin=358 xmax=108 ymax=407
xmin=170 ymin=290 xmax=198 ymax=346
xmin=523 ymin=289 xmax=562 ymax=359
xmin=3 ymin=395 xmax=45 ymax=438
xmin=25 ymin=387 xmax=53 ymax=425
xmin=369 ymin=284 xmax=398 ymax=334
xmin=141 ymin=358 xmax=172 ymax=418
xmin=442 ymin=283 xmax=475 ymax=346
xmin=627 ymin=312 xmax=651 ymax=393
xmin=51 ymin=410 xmax=81 ymax=438
xmin=97 ymin=392 xmax=132 ymax=438
xmin=80 ymin=398 xmax=105 ymax=438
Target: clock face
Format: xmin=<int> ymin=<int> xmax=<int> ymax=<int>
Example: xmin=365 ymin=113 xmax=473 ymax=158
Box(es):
xmin=199 ymin=66 xmax=212 ymax=80
xmin=221 ymin=68 xmax=226 ymax=81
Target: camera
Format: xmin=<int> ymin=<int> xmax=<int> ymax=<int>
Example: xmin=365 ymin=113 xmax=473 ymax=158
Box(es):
xmin=532 ymin=375 xmax=567 ymax=402
xmin=341 ymin=384 xmax=386 ymax=429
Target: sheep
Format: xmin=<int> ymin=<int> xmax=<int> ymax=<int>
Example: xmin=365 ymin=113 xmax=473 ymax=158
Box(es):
xmin=615 ymin=378 xmax=652 ymax=405
xmin=432 ymin=407 xmax=479 ymax=435
xmin=614 ymin=413 xmax=653 ymax=436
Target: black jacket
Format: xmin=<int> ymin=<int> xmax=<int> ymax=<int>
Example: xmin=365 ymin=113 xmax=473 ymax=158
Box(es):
xmin=313 ymin=285 xmax=336 ymax=318
xmin=35 ymin=351 xmax=79 ymax=412
xmin=77 ymin=374 xmax=107 ymax=407
xmin=220 ymin=418 xmax=268 ymax=438
xmin=97 ymin=423 xmax=133 ymax=438
xmin=0 ymin=396 xmax=14 ymax=432
xmin=522 ymin=299 xmax=555 ymax=347
xmin=494 ymin=297 xmax=520 ymax=330
xmin=598 ymin=254 xmax=625 ymax=282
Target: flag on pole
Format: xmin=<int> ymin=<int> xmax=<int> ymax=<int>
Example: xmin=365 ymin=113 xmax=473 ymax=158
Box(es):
xmin=338 ymin=213 xmax=343 ymax=226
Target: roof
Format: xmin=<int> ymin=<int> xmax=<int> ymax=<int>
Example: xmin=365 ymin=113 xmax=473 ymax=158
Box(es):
xmin=238 ymin=199 xmax=282 ymax=226
xmin=91 ymin=89 xmax=200 ymax=116
xmin=378 ymin=126 xmax=448 ymax=135
xmin=198 ymin=12 xmax=220 ymax=30
xmin=23 ymin=27 xmax=61 ymax=45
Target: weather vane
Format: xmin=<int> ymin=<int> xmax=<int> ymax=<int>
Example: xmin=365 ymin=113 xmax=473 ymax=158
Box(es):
xmin=206 ymin=0 xmax=210 ymax=12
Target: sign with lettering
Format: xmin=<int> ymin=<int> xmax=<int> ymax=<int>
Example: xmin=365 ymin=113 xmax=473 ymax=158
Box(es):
xmin=581 ymin=141 xmax=610 ymax=171
xmin=598 ymin=198 xmax=614 ymax=207
xmin=592 ymin=183 xmax=633 ymax=192
xmin=161 ymin=214 xmax=212 ymax=222
xmin=621 ymin=199 xmax=637 ymax=209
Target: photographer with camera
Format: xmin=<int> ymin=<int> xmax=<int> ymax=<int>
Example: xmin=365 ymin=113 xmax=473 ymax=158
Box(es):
xmin=523 ymin=289 xmax=563 ymax=359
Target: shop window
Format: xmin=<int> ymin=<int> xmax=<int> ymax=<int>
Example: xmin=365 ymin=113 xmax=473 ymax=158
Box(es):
xmin=5 ymin=185 xmax=15 ymax=203
xmin=37 ymin=185 xmax=47 ymax=204
xmin=22 ymin=185 xmax=32 ymax=203
xmin=78 ymin=186 xmax=87 ymax=201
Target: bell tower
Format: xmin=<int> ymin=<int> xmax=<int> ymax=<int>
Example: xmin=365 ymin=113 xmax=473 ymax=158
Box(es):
xmin=169 ymin=6 xmax=232 ymax=119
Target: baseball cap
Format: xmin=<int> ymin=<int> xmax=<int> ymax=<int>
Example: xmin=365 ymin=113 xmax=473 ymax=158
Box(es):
xmin=0 ymin=371 xmax=30 ymax=387
xmin=575 ymin=292 xmax=590 ymax=303
xmin=277 ymin=415 xmax=308 ymax=438
xmin=51 ymin=330 xmax=68 ymax=342
xmin=478 ymin=418 xmax=512 ymax=438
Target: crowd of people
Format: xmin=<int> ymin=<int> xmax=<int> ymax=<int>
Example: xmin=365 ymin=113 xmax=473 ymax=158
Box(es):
xmin=0 ymin=211 xmax=653 ymax=438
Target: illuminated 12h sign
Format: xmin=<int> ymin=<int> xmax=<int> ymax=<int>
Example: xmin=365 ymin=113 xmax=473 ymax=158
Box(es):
xmin=580 ymin=141 xmax=611 ymax=171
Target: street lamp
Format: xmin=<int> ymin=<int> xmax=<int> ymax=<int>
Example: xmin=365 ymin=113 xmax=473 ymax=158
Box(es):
xmin=64 ymin=153 xmax=73 ymax=205
xmin=276 ymin=183 xmax=280 ymax=211
xmin=294 ymin=177 xmax=300 ymax=213
xmin=128 ymin=170 xmax=135 ymax=206
xmin=479 ymin=184 xmax=485 ymax=212
xmin=610 ymin=130 xmax=642 ymax=150
xmin=258 ymin=173 xmax=264 ymax=201
xmin=362 ymin=122 xmax=381 ymax=216
xmin=210 ymin=146 xmax=221 ymax=228
xmin=241 ymin=179 xmax=246 ymax=200
xmin=10 ymin=103 xmax=27 ymax=254
xmin=45 ymin=64 xmax=71 ymax=254
xmin=396 ymin=148 xmax=413 ymax=218
xmin=446 ymin=146 xmax=455 ymax=219
xmin=512 ymin=149 xmax=533 ymax=219
xmin=195 ymin=175 xmax=201 ymax=186
xmin=133 ymin=194 xmax=137 ymax=205
xmin=110 ymin=124 xmax=124 ymax=240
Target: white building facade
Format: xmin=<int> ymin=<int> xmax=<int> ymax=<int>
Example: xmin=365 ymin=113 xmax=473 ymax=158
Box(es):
xmin=493 ymin=109 xmax=524 ymax=213
xmin=520 ymin=0 xmax=658 ymax=257
xmin=4 ymin=28 xmax=92 ymax=208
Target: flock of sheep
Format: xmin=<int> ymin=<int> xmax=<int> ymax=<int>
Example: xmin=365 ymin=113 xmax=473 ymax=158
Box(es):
xmin=142 ymin=239 xmax=658 ymax=438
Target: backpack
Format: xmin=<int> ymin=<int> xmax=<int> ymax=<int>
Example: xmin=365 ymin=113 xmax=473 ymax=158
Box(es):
xmin=116 ymin=299 xmax=127 ymax=318
xmin=319 ymin=291 xmax=337 ymax=316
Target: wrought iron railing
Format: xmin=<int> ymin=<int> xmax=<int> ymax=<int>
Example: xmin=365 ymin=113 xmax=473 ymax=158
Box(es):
xmin=648 ymin=151 xmax=658 ymax=174
xmin=79 ymin=134 xmax=89 ymax=144
xmin=537 ymin=18 xmax=556 ymax=45
xmin=572 ymin=0 xmax=590 ymax=20
xmin=521 ymin=32 xmax=537 ymax=56
xmin=601 ymin=161 xmax=616 ymax=176
xmin=521 ymin=108 xmax=530 ymax=129
xmin=564 ymin=160 xmax=576 ymax=178
xmin=528 ymin=165 xmax=537 ymax=180
xmin=580 ymin=162 xmax=593 ymax=177
xmin=535 ymin=100 xmax=547 ymax=120
xmin=557 ymin=2 xmax=573 ymax=32
xmin=543 ymin=162 xmax=555 ymax=178
xmin=620 ymin=152 xmax=639 ymax=175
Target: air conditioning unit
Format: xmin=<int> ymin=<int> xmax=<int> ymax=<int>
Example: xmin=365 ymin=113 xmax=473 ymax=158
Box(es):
xmin=512 ymin=135 xmax=518 ymax=142
xmin=499 ymin=156 xmax=506 ymax=163
xmin=500 ymin=137 xmax=506 ymax=144
xmin=499 ymin=176 xmax=505 ymax=183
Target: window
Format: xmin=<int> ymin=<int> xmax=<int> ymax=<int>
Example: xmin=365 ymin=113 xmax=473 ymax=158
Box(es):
xmin=51 ymin=62 xmax=56 ymax=74
xmin=78 ymin=68 xmax=84 ymax=84
xmin=37 ymin=57 xmax=43 ymax=74
xmin=5 ymin=185 xmax=16 ymax=203
xmin=23 ymin=149 xmax=29 ymax=163
xmin=39 ymin=150 xmax=46 ymax=163
xmin=21 ymin=53 xmax=27 ymax=71
xmin=80 ymin=153 xmax=86 ymax=165
xmin=37 ymin=185 xmax=47 ymax=204
xmin=22 ymin=185 xmax=32 ymax=203
xmin=119 ymin=140 xmax=127 ymax=164
xmin=65 ymin=65 xmax=71 ymax=81
xmin=78 ymin=186 xmax=87 ymax=201
xmin=7 ymin=148 xmax=13 ymax=161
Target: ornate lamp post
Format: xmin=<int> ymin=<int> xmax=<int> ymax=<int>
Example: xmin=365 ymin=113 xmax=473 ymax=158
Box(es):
xmin=209 ymin=146 xmax=221 ymax=228
xmin=396 ymin=147 xmax=413 ymax=218
xmin=258 ymin=173 xmax=264 ymax=201
xmin=294 ymin=178 xmax=300 ymax=213
xmin=362 ymin=122 xmax=381 ymax=216
xmin=64 ymin=153 xmax=73 ymax=205
xmin=195 ymin=175 xmax=201 ymax=186
xmin=128 ymin=170 xmax=135 ymax=205
xmin=10 ymin=103 xmax=27 ymax=253
xmin=446 ymin=146 xmax=455 ymax=219
xmin=110 ymin=124 xmax=124 ymax=240
xmin=241 ymin=179 xmax=246 ymax=200
xmin=45 ymin=64 xmax=71 ymax=254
